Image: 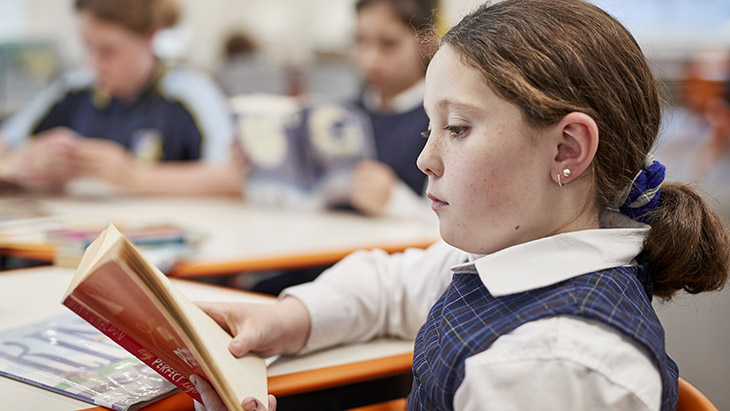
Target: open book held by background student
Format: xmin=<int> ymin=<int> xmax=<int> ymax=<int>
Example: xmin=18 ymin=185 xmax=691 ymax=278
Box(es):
xmin=61 ymin=224 xmax=268 ymax=410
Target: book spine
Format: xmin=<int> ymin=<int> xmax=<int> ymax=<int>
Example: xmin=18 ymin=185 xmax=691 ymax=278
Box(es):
xmin=63 ymin=296 xmax=202 ymax=403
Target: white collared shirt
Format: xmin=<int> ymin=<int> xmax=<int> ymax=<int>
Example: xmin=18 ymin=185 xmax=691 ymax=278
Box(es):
xmin=283 ymin=214 xmax=662 ymax=410
xmin=361 ymin=79 xmax=426 ymax=115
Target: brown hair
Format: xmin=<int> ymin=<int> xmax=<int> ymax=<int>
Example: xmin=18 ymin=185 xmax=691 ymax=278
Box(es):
xmin=75 ymin=0 xmax=180 ymax=34
xmin=442 ymin=0 xmax=729 ymax=298
xmin=224 ymin=31 xmax=258 ymax=58
xmin=355 ymin=0 xmax=439 ymax=70
xmin=355 ymin=0 xmax=437 ymax=33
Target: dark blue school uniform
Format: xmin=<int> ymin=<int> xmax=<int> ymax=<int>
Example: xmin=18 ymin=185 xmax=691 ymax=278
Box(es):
xmin=356 ymin=87 xmax=429 ymax=195
xmin=409 ymin=265 xmax=679 ymax=411
xmin=365 ymin=105 xmax=429 ymax=194
xmin=2 ymin=65 xmax=233 ymax=163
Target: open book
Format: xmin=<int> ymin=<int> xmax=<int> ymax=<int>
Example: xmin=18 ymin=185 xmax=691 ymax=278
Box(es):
xmin=61 ymin=224 xmax=267 ymax=410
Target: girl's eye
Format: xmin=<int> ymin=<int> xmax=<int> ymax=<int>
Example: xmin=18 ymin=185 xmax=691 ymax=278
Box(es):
xmin=420 ymin=129 xmax=431 ymax=139
xmin=444 ymin=125 xmax=469 ymax=138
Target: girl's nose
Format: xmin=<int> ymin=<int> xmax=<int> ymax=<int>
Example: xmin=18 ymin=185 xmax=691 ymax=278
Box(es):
xmin=417 ymin=134 xmax=443 ymax=177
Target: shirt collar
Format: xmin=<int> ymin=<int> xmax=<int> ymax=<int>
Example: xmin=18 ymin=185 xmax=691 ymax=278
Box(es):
xmin=362 ymin=79 xmax=425 ymax=114
xmin=451 ymin=212 xmax=649 ymax=297
xmin=91 ymin=61 xmax=166 ymax=109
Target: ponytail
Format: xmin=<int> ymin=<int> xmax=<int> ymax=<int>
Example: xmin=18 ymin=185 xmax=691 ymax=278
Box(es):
xmin=644 ymin=182 xmax=730 ymax=298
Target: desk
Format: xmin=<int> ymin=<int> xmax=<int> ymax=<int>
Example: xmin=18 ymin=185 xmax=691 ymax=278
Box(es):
xmin=0 ymin=195 xmax=438 ymax=277
xmin=0 ymin=267 xmax=414 ymax=411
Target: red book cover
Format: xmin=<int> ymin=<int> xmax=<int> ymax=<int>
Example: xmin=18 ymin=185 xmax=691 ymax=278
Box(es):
xmin=62 ymin=293 xmax=202 ymax=402
xmin=61 ymin=225 xmax=268 ymax=411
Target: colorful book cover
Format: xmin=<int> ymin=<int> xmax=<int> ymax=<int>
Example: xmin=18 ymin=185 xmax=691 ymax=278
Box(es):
xmin=0 ymin=313 xmax=176 ymax=411
xmin=62 ymin=259 xmax=203 ymax=402
xmin=62 ymin=225 xmax=268 ymax=410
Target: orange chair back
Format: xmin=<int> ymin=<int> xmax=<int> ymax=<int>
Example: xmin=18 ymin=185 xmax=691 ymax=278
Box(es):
xmin=677 ymin=377 xmax=718 ymax=411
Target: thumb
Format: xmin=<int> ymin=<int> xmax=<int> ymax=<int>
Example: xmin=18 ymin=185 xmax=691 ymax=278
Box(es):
xmin=196 ymin=302 xmax=233 ymax=333
xmin=229 ymin=327 xmax=259 ymax=357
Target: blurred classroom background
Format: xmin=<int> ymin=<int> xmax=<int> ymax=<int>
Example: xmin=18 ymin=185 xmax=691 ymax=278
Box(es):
xmin=4 ymin=0 xmax=728 ymax=114
xmin=1 ymin=0 xmax=730 ymax=408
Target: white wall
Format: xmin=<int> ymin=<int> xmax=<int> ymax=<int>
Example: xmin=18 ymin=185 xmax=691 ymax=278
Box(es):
xmin=4 ymin=0 xmax=729 ymax=73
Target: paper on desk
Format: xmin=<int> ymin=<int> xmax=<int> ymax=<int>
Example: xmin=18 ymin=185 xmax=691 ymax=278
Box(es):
xmin=0 ymin=313 xmax=176 ymax=411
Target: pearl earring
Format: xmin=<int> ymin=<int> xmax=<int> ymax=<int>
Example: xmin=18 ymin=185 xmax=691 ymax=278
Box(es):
xmin=557 ymin=168 xmax=571 ymax=188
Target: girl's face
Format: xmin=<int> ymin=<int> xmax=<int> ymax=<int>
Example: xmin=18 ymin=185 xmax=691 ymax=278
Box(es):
xmin=418 ymin=45 xmax=559 ymax=255
xmin=78 ymin=11 xmax=155 ymax=98
xmin=354 ymin=2 xmax=424 ymax=97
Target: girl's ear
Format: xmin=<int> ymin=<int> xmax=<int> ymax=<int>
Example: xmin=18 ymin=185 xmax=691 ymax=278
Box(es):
xmin=551 ymin=112 xmax=599 ymax=186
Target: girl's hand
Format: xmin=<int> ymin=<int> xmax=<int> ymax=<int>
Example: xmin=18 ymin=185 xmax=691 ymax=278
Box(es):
xmin=350 ymin=160 xmax=397 ymax=216
xmin=70 ymin=138 xmax=139 ymax=188
xmin=6 ymin=127 xmax=79 ymax=189
xmin=196 ymin=297 xmax=311 ymax=358
xmin=191 ymin=374 xmax=277 ymax=411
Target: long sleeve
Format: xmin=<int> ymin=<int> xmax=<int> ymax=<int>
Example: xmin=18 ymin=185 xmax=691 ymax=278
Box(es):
xmin=453 ymin=316 xmax=661 ymax=410
xmin=282 ymin=241 xmax=466 ymax=353
xmin=1 ymin=71 xmax=85 ymax=148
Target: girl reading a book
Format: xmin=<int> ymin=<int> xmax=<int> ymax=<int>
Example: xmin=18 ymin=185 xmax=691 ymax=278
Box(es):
xmin=348 ymin=0 xmax=436 ymax=217
xmin=0 ymin=0 xmax=242 ymax=195
xmin=192 ymin=0 xmax=730 ymax=409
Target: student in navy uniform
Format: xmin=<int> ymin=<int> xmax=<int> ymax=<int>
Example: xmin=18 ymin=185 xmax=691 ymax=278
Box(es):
xmin=241 ymin=0 xmax=437 ymax=296
xmin=348 ymin=0 xmax=436 ymax=218
xmin=0 ymin=0 xmax=241 ymax=195
xmin=192 ymin=1 xmax=730 ymax=410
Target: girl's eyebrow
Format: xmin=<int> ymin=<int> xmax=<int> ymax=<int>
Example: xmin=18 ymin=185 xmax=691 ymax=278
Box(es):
xmin=440 ymin=99 xmax=481 ymax=115
xmin=424 ymin=99 xmax=482 ymax=117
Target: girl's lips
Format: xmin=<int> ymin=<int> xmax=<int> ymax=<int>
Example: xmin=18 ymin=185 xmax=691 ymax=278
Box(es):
xmin=427 ymin=194 xmax=449 ymax=210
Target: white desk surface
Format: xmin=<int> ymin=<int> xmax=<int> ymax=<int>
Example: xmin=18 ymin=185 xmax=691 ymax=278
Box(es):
xmin=0 ymin=266 xmax=414 ymax=411
xmin=0 ymin=195 xmax=439 ymax=276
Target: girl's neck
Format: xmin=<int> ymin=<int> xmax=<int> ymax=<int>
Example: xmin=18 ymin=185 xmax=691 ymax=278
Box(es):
xmin=117 ymin=55 xmax=158 ymax=101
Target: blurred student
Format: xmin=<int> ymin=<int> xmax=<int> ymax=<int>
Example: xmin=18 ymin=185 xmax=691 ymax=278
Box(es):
xmin=349 ymin=0 xmax=436 ymax=217
xmin=240 ymin=0 xmax=437 ymax=295
xmin=0 ymin=0 xmax=242 ymax=195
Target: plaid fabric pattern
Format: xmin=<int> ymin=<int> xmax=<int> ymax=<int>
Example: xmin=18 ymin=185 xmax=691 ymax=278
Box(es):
xmin=408 ymin=266 xmax=679 ymax=411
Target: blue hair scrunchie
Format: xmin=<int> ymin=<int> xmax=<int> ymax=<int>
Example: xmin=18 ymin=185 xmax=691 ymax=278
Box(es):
xmin=617 ymin=155 xmax=666 ymax=224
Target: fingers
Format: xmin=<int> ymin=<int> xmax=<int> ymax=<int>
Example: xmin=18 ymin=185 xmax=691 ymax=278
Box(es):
xmin=350 ymin=161 xmax=396 ymax=214
xmin=268 ymin=394 xmax=277 ymax=411
xmin=229 ymin=327 xmax=259 ymax=357
xmin=191 ymin=374 xmax=227 ymax=411
xmin=195 ymin=302 xmax=255 ymax=357
xmin=193 ymin=377 xmax=275 ymax=411
xmin=350 ymin=181 xmax=391 ymax=216
xmin=195 ymin=302 xmax=233 ymax=332
xmin=240 ymin=395 xmax=273 ymax=411
xmin=35 ymin=127 xmax=80 ymax=145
